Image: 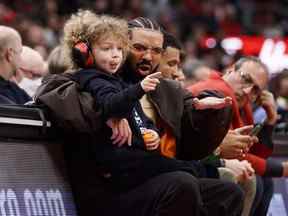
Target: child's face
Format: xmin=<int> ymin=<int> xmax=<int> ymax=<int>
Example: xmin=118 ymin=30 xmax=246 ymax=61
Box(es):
xmin=92 ymin=37 xmax=123 ymax=74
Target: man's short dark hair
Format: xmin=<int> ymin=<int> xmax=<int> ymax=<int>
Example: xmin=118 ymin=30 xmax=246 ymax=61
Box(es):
xmin=162 ymin=31 xmax=182 ymax=50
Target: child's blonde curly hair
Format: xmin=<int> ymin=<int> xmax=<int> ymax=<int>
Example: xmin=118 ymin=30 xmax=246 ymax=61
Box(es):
xmin=63 ymin=10 xmax=129 ymax=69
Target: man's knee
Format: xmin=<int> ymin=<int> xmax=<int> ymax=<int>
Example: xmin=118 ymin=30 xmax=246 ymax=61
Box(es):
xmin=224 ymin=181 xmax=245 ymax=215
xmin=159 ymin=171 xmax=201 ymax=199
xmin=154 ymin=171 xmax=205 ymax=216
xmin=226 ymin=181 xmax=245 ymax=202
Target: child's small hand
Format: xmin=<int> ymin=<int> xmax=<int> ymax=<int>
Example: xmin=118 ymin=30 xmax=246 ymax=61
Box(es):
xmin=141 ymin=72 xmax=162 ymax=92
xmin=142 ymin=129 xmax=160 ymax=151
xmin=106 ymin=118 xmax=132 ymax=147
xmin=193 ymin=96 xmax=232 ymax=110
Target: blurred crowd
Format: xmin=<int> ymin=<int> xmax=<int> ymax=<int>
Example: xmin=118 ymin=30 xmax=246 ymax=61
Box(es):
xmin=1 ymin=0 xmax=288 ymax=65
xmin=1 ymin=0 xmax=288 ymax=129
xmin=1 ymin=2 xmax=288 ymax=215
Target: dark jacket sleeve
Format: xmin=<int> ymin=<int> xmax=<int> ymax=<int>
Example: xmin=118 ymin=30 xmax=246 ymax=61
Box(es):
xmin=0 ymin=94 xmax=15 ymax=104
xmin=258 ymin=124 xmax=274 ymax=150
xmin=183 ymin=88 xmax=195 ymax=106
xmin=264 ymin=158 xmax=283 ymax=177
xmin=88 ymin=78 xmax=145 ymax=119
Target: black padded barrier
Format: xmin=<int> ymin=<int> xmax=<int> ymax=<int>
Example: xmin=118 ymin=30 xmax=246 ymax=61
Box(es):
xmin=0 ymin=105 xmax=78 ymax=216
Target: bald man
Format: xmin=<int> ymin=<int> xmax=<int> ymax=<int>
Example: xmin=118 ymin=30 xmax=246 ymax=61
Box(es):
xmin=0 ymin=26 xmax=31 ymax=104
xmin=15 ymin=46 xmax=47 ymax=97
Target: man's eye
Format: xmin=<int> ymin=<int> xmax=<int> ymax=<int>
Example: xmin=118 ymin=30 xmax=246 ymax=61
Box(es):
xmin=133 ymin=44 xmax=146 ymax=51
xmin=152 ymin=47 xmax=163 ymax=54
xmin=168 ymin=62 xmax=177 ymax=67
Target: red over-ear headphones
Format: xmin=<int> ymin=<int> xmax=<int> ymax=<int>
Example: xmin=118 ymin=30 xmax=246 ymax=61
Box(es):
xmin=72 ymin=41 xmax=95 ymax=68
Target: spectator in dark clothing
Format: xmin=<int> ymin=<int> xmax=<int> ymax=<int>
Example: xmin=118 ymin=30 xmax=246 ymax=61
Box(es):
xmin=46 ymin=12 xmax=244 ymax=216
xmin=0 ymin=76 xmax=31 ymax=104
xmin=0 ymin=25 xmax=31 ymax=104
xmin=160 ymin=30 xmax=257 ymax=216
xmin=117 ymin=16 xmax=243 ymax=216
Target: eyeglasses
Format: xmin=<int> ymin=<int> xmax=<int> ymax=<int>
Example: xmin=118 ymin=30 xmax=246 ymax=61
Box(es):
xmin=132 ymin=43 xmax=163 ymax=55
xmin=239 ymin=70 xmax=262 ymax=96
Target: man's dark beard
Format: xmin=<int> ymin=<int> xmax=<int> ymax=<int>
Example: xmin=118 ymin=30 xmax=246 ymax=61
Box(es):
xmin=136 ymin=59 xmax=159 ymax=78
xmin=136 ymin=59 xmax=152 ymax=72
xmin=122 ymin=56 xmax=159 ymax=84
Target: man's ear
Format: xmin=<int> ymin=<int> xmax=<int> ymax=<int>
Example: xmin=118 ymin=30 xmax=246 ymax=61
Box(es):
xmin=5 ymin=48 xmax=13 ymax=63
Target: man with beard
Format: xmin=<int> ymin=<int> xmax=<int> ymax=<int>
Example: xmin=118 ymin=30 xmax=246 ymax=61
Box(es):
xmin=117 ymin=17 xmax=244 ymax=216
xmin=0 ymin=26 xmax=31 ymax=104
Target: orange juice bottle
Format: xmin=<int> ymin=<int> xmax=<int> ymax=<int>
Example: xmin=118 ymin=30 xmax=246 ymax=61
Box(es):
xmin=142 ymin=131 xmax=154 ymax=142
xmin=141 ymin=128 xmax=154 ymax=142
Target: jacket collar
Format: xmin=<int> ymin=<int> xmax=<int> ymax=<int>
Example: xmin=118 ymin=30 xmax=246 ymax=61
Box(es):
xmin=147 ymin=79 xmax=185 ymax=138
xmin=0 ymin=75 xmax=10 ymax=87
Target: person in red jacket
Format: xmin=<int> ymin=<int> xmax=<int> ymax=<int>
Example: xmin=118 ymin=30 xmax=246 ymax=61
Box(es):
xmin=188 ymin=56 xmax=288 ymax=215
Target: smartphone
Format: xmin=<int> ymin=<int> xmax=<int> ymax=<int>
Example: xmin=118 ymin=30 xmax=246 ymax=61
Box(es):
xmin=249 ymin=123 xmax=264 ymax=136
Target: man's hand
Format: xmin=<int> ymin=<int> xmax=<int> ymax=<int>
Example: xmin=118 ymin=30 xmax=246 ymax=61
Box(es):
xmin=142 ymin=129 xmax=160 ymax=151
xmin=219 ymin=127 xmax=257 ymax=159
xmin=224 ymin=159 xmax=255 ymax=183
xmin=140 ymin=72 xmax=162 ymax=92
xmin=258 ymin=90 xmax=278 ymax=125
xmin=106 ymin=118 xmax=132 ymax=147
xmin=193 ymin=96 xmax=232 ymax=110
xmin=234 ymin=125 xmax=253 ymax=135
xmin=234 ymin=125 xmax=259 ymax=145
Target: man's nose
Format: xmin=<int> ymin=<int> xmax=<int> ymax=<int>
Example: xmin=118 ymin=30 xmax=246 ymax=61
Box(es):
xmin=142 ymin=50 xmax=152 ymax=61
xmin=243 ymin=86 xmax=253 ymax=95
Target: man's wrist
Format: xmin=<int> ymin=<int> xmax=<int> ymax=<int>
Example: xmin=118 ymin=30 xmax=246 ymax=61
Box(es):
xmin=263 ymin=106 xmax=277 ymax=125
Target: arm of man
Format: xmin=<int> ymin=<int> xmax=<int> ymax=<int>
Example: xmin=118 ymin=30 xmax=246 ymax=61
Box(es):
xmin=218 ymin=126 xmax=255 ymax=159
xmin=253 ymin=91 xmax=277 ymax=158
xmin=258 ymin=90 xmax=278 ymax=125
xmin=224 ymin=159 xmax=255 ymax=183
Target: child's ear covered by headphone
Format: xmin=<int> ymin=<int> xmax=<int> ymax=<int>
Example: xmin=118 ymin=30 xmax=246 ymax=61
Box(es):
xmin=72 ymin=40 xmax=95 ymax=68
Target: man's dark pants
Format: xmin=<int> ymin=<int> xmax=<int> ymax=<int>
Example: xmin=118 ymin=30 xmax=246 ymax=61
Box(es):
xmin=70 ymin=170 xmax=244 ymax=216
